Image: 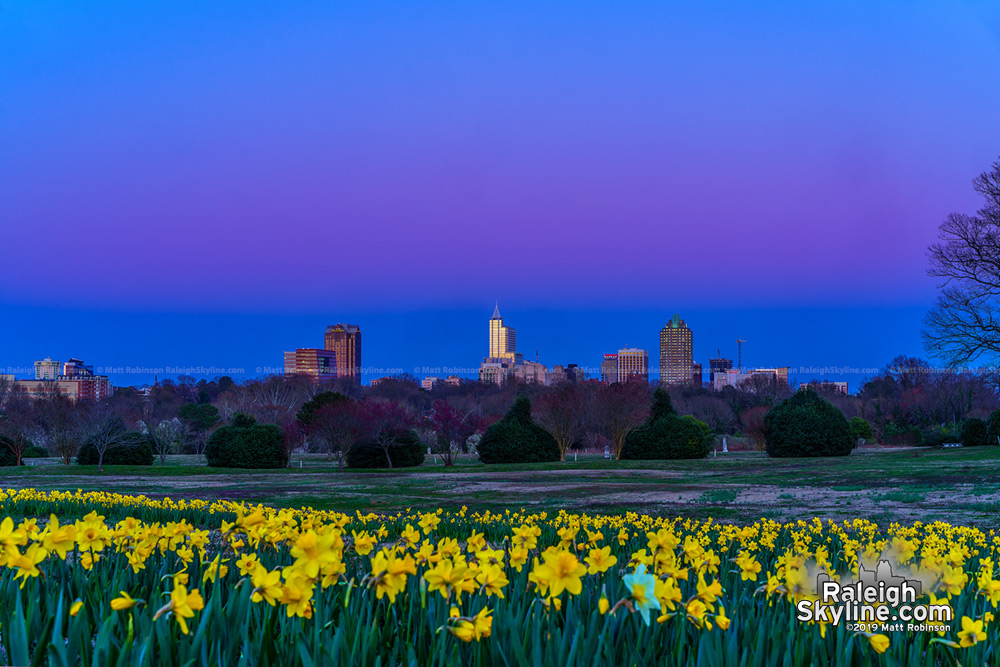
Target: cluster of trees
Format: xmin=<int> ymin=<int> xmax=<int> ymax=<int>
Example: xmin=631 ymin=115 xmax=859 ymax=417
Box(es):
xmin=0 ymin=376 xmax=220 ymax=470
xmin=6 ymin=349 xmax=1000 ymax=471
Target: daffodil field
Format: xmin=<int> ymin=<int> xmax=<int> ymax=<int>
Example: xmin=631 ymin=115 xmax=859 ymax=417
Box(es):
xmin=0 ymin=488 xmax=996 ymax=665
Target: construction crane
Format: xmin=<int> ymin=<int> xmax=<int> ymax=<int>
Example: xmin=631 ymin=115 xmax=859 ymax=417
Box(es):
xmin=736 ymin=337 xmax=747 ymax=371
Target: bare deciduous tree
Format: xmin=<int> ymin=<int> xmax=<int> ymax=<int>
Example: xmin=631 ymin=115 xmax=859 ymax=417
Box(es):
xmin=37 ymin=388 xmax=79 ymax=464
xmin=592 ymin=382 xmax=649 ymax=459
xmin=145 ymin=417 xmax=185 ymax=465
xmin=925 ymin=157 xmax=1000 ymax=370
xmin=78 ymin=406 xmax=128 ymax=472
xmin=532 ymin=384 xmax=588 ymax=461
xmin=0 ymin=385 xmax=38 ymax=466
xmin=358 ymin=399 xmax=414 ymax=468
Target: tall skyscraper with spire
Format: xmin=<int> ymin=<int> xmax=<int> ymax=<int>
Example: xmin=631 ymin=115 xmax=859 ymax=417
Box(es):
xmin=480 ymin=304 xmax=521 ymax=384
xmin=488 ymin=303 xmax=519 ymax=363
xmin=659 ymin=314 xmax=694 ymax=385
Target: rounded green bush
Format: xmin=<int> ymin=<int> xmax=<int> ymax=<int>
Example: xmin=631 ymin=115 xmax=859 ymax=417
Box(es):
xmin=961 ymin=418 xmax=988 ymax=447
xmin=77 ymin=433 xmax=155 ymax=466
xmin=848 ymin=417 xmax=873 ymax=445
xmin=346 ymin=432 xmax=426 ymax=468
xmin=205 ymin=413 xmax=288 ymax=469
xmin=621 ymin=414 xmax=712 ymax=460
xmin=22 ymin=444 xmax=49 ymax=458
xmin=764 ymin=390 xmax=853 ymax=458
xmin=478 ymin=396 xmax=560 ymax=464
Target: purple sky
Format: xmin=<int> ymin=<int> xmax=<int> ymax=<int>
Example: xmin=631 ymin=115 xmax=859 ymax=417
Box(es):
xmin=2 ymin=2 xmax=1000 ymax=382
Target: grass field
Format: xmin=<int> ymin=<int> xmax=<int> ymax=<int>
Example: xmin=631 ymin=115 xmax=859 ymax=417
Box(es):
xmin=5 ymin=445 xmax=1000 ymax=526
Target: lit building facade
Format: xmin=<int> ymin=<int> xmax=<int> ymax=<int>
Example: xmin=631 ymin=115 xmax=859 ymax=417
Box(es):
xmin=35 ymin=358 xmax=62 ymax=380
xmin=478 ymin=359 xmax=512 ymax=385
xmin=324 ymin=324 xmax=362 ymax=384
xmin=16 ymin=357 xmax=112 ymax=401
xmin=61 ymin=358 xmax=95 ymax=377
xmin=284 ymin=348 xmax=338 ymax=383
xmin=488 ymin=304 xmax=520 ymax=364
xmin=480 ymin=304 xmax=521 ymax=385
xmin=421 ymin=376 xmax=444 ymax=391
xmin=515 ymin=361 xmax=548 ymax=385
xmin=712 ymin=367 xmax=790 ymax=392
xmin=659 ymin=314 xmax=693 ymax=385
xmin=692 ymin=363 xmax=703 ymax=387
xmin=617 ymin=348 xmax=649 ymax=384
xmin=600 ymin=354 xmax=618 ymax=383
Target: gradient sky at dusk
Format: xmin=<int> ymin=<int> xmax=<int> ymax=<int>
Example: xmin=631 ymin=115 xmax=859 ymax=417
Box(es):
xmin=2 ymin=1 xmax=1000 ymax=385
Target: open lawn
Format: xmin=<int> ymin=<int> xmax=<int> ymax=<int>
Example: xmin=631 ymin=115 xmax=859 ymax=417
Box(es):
xmin=5 ymin=445 xmax=1000 ymax=526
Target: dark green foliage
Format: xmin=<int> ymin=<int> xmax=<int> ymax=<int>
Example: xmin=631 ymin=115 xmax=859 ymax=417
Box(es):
xmin=961 ymin=418 xmax=988 ymax=447
xmin=922 ymin=426 xmax=961 ymax=447
xmin=346 ymin=432 xmax=426 ymax=468
xmin=0 ymin=437 xmax=18 ymax=466
xmin=178 ymin=403 xmax=220 ymax=430
xmin=21 ymin=444 xmax=49 ymax=458
xmin=987 ymin=409 xmax=1000 ymax=446
xmin=848 ymin=417 xmax=873 ymax=445
xmin=649 ymin=387 xmax=676 ymax=421
xmin=297 ymin=392 xmax=348 ymax=427
xmin=205 ymin=413 xmax=288 ymax=469
xmin=478 ymin=395 xmax=560 ymax=464
xmin=764 ymin=390 xmax=853 ymax=458
xmin=77 ymin=433 xmax=155 ymax=466
xmin=620 ymin=414 xmax=712 ymax=460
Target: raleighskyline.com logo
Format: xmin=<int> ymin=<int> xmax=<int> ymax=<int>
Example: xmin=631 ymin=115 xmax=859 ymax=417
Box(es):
xmin=796 ymin=560 xmax=952 ymax=634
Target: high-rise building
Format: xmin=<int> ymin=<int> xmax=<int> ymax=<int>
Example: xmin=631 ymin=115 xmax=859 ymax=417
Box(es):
xmin=601 ymin=354 xmax=618 ymax=383
xmin=659 ymin=314 xmax=693 ymax=385
xmin=692 ymin=363 xmax=703 ymax=387
xmin=709 ymin=357 xmax=733 ymax=385
xmin=284 ymin=349 xmax=338 ymax=383
xmin=488 ymin=304 xmax=520 ymax=364
xmin=324 ymin=324 xmax=362 ymax=384
xmin=480 ymin=304 xmax=521 ymax=384
xmin=34 ymin=358 xmax=62 ymax=380
xmin=617 ymin=348 xmax=649 ymax=384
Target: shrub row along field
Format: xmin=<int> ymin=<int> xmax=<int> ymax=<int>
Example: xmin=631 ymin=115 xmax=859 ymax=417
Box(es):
xmin=0 ymin=489 xmax=997 ymax=665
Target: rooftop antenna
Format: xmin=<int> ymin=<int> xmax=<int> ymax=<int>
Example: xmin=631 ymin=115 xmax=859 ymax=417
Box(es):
xmin=736 ymin=337 xmax=747 ymax=371
xmin=536 ymin=348 xmax=539 ymax=363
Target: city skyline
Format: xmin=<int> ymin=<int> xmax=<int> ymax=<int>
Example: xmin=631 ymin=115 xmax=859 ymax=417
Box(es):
xmin=0 ymin=303 xmax=924 ymax=391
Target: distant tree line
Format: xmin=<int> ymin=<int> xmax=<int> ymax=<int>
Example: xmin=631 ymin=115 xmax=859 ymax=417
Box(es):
xmin=4 ymin=347 xmax=1000 ymax=471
